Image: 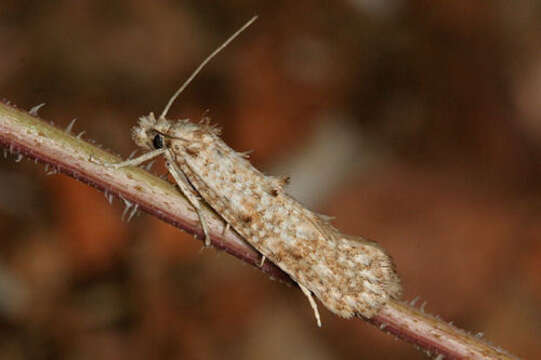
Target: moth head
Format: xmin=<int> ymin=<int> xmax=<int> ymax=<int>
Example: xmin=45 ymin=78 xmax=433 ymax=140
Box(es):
xmin=131 ymin=112 xmax=171 ymax=150
xmin=132 ymin=113 xmax=221 ymax=153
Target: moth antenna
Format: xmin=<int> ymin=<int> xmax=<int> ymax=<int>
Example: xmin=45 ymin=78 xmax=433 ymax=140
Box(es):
xmin=159 ymin=15 xmax=258 ymax=120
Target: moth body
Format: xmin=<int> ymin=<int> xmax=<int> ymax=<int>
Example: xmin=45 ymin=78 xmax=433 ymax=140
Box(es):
xmin=131 ymin=113 xmax=402 ymax=320
xmin=109 ymin=17 xmax=401 ymax=325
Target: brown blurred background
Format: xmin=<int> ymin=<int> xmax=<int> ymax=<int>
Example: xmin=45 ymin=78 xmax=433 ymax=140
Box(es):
xmin=1 ymin=1 xmax=540 ymax=359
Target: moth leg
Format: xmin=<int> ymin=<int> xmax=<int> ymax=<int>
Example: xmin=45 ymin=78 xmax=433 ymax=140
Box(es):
xmin=259 ymin=255 xmax=266 ymax=268
xmin=299 ymin=284 xmax=321 ymax=327
xmin=93 ymin=148 xmax=166 ymax=169
xmin=222 ymin=222 xmax=230 ymax=236
xmin=164 ymin=151 xmax=212 ymax=247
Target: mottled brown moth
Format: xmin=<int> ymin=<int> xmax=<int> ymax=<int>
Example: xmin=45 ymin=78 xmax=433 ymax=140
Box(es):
xmin=104 ymin=16 xmax=402 ymax=326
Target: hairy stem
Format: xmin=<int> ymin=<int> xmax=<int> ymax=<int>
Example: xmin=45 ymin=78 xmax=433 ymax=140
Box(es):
xmin=0 ymin=102 xmax=518 ymax=360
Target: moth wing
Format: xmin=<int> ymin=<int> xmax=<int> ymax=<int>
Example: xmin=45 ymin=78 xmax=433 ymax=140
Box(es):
xmin=286 ymin=196 xmax=402 ymax=318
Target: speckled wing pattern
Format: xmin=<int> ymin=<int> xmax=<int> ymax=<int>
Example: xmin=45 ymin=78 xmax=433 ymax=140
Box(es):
xmin=133 ymin=115 xmax=402 ymax=319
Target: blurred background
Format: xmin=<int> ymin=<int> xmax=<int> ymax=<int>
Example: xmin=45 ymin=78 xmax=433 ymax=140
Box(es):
xmin=0 ymin=1 xmax=540 ymax=359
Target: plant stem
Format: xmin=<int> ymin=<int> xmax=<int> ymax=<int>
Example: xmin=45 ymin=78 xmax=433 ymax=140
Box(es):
xmin=0 ymin=102 xmax=519 ymax=360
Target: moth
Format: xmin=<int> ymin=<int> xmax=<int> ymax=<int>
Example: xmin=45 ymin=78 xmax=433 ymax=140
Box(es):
xmin=104 ymin=16 xmax=402 ymax=326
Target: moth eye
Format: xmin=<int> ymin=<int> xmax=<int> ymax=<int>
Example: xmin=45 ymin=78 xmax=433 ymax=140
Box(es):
xmin=152 ymin=134 xmax=164 ymax=149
